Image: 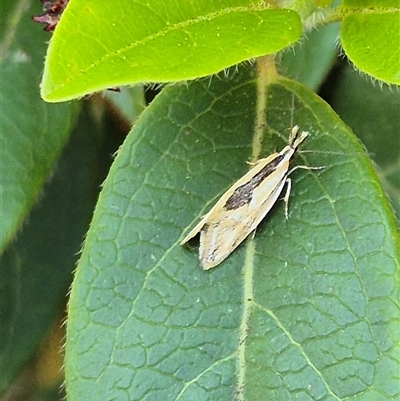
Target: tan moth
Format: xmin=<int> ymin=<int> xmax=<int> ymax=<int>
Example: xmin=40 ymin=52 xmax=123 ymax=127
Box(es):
xmin=181 ymin=126 xmax=321 ymax=270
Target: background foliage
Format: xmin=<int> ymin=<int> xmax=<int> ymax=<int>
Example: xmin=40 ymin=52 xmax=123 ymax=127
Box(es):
xmin=1 ymin=0 xmax=399 ymax=400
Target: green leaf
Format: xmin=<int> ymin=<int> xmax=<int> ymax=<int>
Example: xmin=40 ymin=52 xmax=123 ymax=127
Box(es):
xmin=0 ymin=105 xmax=113 ymax=394
xmin=65 ymin=64 xmax=399 ymax=399
xmin=41 ymin=0 xmax=301 ymax=102
xmin=280 ymin=22 xmax=340 ymax=90
xmin=329 ymin=64 xmax=400 ymax=218
xmin=341 ymin=1 xmax=400 ymax=84
xmin=0 ymin=0 xmax=80 ymax=251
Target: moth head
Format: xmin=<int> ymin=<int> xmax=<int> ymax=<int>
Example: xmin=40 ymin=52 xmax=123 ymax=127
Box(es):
xmin=289 ymin=127 xmax=309 ymax=149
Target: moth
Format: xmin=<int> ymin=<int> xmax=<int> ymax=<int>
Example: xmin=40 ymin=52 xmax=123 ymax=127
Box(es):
xmin=181 ymin=126 xmax=320 ymax=270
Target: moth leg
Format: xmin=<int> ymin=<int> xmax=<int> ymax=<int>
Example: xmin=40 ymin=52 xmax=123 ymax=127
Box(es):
xmin=283 ymin=165 xmax=324 ymax=219
xmin=283 ymin=178 xmax=292 ymax=220
xmin=288 ymin=165 xmax=325 ymax=175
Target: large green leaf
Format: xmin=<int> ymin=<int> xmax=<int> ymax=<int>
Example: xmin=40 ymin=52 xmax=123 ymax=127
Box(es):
xmin=65 ymin=64 xmax=399 ymax=399
xmin=340 ymin=0 xmax=400 ymax=84
xmin=41 ymin=0 xmax=301 ymax=102
xmin=0 ymin=0 xmax=80 ymax=251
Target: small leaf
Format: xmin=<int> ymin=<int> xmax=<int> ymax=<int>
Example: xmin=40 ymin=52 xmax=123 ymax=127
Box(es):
xmin=341 ymin=1 xmax=400 ymax=84
xmin=65 ymin=64 xmax=399 ymax=399
xmin=41 ymin=0 xmax=301 ymax=102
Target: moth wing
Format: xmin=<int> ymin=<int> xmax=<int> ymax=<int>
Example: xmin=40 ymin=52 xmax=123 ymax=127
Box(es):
xmin=180 ymin=216 xmax=207 ymax=245
xmin=180 ymin=205 xmax=225 ymax=245
xmin=199 ymin=208 xmax=250 ymax=269
xmin=180 ymin=156 xmax=277 ymax=246
xmin=200 ymin=172 xmax=288 ymax=270
xmin=247 ymin=172 xmax=288 ymax=233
